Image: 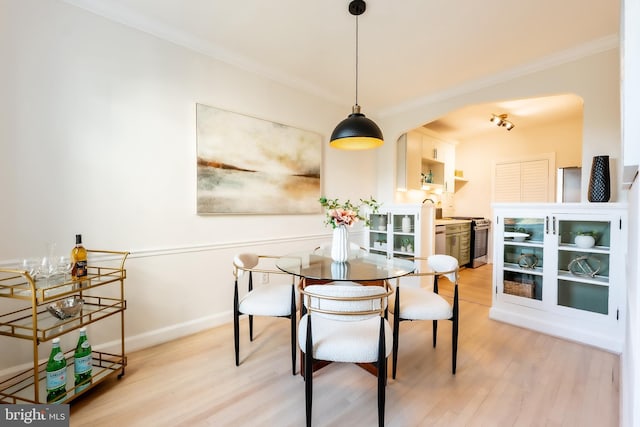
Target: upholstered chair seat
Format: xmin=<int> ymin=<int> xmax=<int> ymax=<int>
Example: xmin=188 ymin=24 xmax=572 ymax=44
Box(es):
xmin=233 ymin=253 xmax=297 ymax=374
xmin=390 ymin=254 xmax=460 ymax=379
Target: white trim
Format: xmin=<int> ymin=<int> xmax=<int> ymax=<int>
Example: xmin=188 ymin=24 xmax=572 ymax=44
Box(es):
xmin=0 ymin=233 xmax=340 ymax=267
xmin=61 ymin=0 xmax=617 ymax=116
xmin=489 ymin=306 xmax=623 ymax=354
xmin=60 ymin=0 xmax=344 ymax=107
xmin=379 ymin=35 xmax=619 ymax=117
xmin=0 ymin=311 xmax=233 ymax=380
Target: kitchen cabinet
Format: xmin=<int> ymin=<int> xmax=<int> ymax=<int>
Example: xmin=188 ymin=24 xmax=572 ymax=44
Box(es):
xmin=491 ymin=203 xmax=627 ymax=352
xmin=444 ymin=222 xmax=471 ymax=267
xmin=396 ymin=129 xmax=456 ymax=193
xmin=396 ymin=132 xmax=422 ymax=191
xmin=420 ymin=130 xmax=455 ymax=193
xmin=367 ymin=204 xmax=435 ymax=286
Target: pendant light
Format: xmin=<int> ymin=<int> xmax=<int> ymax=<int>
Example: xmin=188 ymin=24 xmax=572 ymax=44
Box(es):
xmin=330 ymin=0 xmax=384 ymax=150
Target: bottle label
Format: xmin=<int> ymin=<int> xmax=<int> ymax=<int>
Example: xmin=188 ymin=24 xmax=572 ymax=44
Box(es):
xmin=81 ymin=341 xmax=90 ymax=350
xmin=53 ymin=352 xmax=64 ymax=362
xmin=72 ymin=260 xmax=88 ymax=278
xmin=46 ymin=367 xmax=67 ymax=391
xmin=74 ymin=354 xmax=92 ymax=375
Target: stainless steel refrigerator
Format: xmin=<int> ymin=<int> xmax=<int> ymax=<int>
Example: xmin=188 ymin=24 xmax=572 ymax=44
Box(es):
xmin=556 ymin=167 xmax=582 ymax=202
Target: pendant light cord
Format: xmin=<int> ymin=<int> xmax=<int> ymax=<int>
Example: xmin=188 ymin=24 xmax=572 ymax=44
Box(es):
xmin=355 ymin=14 xmax=359 ymax=107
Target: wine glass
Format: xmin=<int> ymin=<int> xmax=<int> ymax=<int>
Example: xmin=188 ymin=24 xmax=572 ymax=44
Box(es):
xmin=39 ymin=242 xmax=58 ymax=285
xmin=56 ymin=256 xmax=72 ymax=280
xmin=20 ymin=258 xmax=40 ymax=280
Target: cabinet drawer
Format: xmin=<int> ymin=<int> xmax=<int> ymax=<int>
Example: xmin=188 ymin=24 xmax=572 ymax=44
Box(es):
xmin=445 ymin=224 xmax=463 ymax=234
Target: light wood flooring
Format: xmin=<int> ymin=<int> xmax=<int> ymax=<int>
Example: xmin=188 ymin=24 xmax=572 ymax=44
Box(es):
xmin=70 ymin=265 xmax=619 ymax=426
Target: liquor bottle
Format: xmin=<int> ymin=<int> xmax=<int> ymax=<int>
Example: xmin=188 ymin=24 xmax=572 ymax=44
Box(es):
xmin=46 ymin=338 xmax=67 ymax=403
xmin=426 ymin=169 xmax=434 ymax=183
xmin=74 ymin=327 xmax=92 ymax=393
xmin=71 ymin=234 xmax=87 ymax=281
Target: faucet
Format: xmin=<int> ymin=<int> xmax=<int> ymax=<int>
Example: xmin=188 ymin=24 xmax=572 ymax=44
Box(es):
xmin=422 ymin=198 xmax=435 ymax=204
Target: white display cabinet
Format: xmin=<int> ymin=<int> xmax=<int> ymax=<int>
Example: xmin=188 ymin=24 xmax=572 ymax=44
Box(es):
xmin=491 ymin=203 xmax=627 ymax=352
xmin=367 ymin=204 xmax=435 ymax=286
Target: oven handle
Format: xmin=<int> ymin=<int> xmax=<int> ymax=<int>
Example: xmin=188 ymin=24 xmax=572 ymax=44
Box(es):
xmin=474 ymin=225 xmax=490 ymax=231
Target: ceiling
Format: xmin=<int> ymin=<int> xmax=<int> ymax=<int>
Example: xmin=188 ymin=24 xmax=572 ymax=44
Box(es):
xmin=62 ymin=0 xmax=619 ymax=140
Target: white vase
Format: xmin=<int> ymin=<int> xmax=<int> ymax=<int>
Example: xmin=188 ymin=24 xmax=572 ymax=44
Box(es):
xmin=331 ymin=225 xmax=349 ymax=263
xmin=575 ymin=235 xmax=595 ymax=248
xmin=331 ymin=261 xmax=348 ymax=279
xmin=402 ymin=215 xmax=411 ymax=233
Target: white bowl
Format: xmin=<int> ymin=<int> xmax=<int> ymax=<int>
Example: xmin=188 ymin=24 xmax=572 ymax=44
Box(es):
xmin=575 ymin=235 xmax=595 ymax=248
xmin=505 ymin=232 xmax=529 ymax=242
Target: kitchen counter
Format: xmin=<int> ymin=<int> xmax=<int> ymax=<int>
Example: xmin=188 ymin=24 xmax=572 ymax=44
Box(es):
xmin=435 ymin=219 xmax=472 ymax=226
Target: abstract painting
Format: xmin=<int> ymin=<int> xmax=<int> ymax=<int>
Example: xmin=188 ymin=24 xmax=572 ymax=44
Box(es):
xmin=196 ymin=103 xmax=322 ymax=214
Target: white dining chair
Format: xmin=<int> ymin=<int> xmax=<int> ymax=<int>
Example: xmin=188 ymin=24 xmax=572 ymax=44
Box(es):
xmin=233 ymin=253 xmax=297 ymax=375
xmin=298 ymin=282 xmax=393 ymax=427
xmin=389 ymin=254 xmax=459 ymax=378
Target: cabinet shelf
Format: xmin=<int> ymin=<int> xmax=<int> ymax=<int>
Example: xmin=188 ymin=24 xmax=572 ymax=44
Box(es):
xmin=0 ymin=350 xmax=125 ymax=404
xmin=503 ymin=240 xmax=544 ymax=248
xmin=558 ymin=244 xmax=610 ymax=254
xmin=557 ymin=270 xmax=609 ymax=286
xmin=0 ymin=249 xmax=128 ymax=404
xmin=503 ymin=263 xmax=544 ymax=276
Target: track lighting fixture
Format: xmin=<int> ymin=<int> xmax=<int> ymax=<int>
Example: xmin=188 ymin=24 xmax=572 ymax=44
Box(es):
xmin=490 ymin=113 xmax=515 ymax=131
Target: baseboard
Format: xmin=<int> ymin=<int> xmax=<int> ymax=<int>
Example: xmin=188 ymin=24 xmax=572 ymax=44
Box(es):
xmin=489 ymin=306 xmax=623 ymax=354
xmin=102 ymin=311 xmax=233 ymax=354
xmin=0 ymin=311 xmax=233 ymax=380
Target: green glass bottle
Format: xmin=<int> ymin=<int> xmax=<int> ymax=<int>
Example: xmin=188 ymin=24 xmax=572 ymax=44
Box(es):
xmin=74 ymin=327 xmax=92 ymax=393
xmin=46 ymin=338 xmax=67 ymax=403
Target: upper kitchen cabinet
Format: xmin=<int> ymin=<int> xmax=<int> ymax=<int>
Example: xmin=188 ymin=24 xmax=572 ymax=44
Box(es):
xmin=396 ymin=132 xmax=422 ymax=191
xmin=396 ymin=129 xmax=456 ymax=193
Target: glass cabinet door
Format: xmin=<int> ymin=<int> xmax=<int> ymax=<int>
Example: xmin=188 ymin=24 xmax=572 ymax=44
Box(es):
xmin=498 ymin=216 xmax=546 ymax=305
xmin=368 ymin=213 xmax=389 ymax=255
xmin=391 ymin=213 xmax=416 ymax=258
xmin=554 ymin=217 xmax=612 ymax=316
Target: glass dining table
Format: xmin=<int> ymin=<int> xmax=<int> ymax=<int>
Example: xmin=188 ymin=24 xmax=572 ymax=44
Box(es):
xmin=275 ymin=250 xmax=416 ymax=285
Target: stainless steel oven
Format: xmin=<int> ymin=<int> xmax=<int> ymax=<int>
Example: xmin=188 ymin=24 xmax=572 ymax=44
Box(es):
xmin=451 ymin=217 xmax=491 ymax=268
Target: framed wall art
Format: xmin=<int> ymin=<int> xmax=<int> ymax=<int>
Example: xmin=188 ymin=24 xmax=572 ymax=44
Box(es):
xmin=196 ymin=103 xmax=322 ymax=214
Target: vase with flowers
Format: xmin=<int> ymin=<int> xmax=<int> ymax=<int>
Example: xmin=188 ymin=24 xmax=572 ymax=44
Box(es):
xmin=319 ymin=196 xmax=380 ymax=262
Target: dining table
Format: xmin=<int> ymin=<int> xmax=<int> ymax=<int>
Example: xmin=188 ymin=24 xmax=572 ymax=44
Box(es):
xmin=275 ymin=250 xmax=416 ymax=286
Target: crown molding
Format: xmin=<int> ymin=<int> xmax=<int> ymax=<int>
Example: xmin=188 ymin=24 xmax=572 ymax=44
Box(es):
xmin=377 ymin=35 xmax=619 ymax=118
xmin=61 ymin=0 xmax=345 ymax=106
xmin=62 ymin=1 xmax=617 ymax=116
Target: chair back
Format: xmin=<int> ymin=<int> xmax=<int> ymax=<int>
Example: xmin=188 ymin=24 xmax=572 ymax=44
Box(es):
xmin=233 ymin=253 xmax=260 ymax=278
xmin=300 ymin=284 xmax=390 ymax=321
xmin=233 ymin=253 xmax=294 ymax=285
xmin=427 ymin=254 xmax=458 ymax=283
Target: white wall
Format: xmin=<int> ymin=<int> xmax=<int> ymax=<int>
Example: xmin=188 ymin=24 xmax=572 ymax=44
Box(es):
xmin=455 ymin=114 xmax=582 ymax=218
xmin=376 ymin=48 xmax=622 ymax=206
xmin=621 ymin=1 xmax=640 ymax=425
xmin=0 ymin=0 xmax=378 ymax=368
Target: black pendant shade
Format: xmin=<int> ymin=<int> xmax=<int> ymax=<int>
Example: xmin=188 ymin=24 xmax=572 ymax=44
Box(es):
xmin=330 ymin=0 xmax=384 ymax=150
xmin=330 ymin=105 xmax=384 ymax=150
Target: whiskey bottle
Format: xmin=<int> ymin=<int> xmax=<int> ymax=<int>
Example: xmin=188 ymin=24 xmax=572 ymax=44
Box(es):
xmin=71 ymin=234 xmax=87 ymax=281
xmin=46 ymin=338 xmax=67 ymax=403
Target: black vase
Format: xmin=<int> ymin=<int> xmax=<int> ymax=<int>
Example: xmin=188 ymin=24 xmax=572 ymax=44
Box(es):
xmin=587 ymin=155 xmax=610 ymax=202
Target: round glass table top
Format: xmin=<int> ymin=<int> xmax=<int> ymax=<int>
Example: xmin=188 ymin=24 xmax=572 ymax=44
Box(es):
xmin=276 ymin=251 xmax=415 ymax=282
